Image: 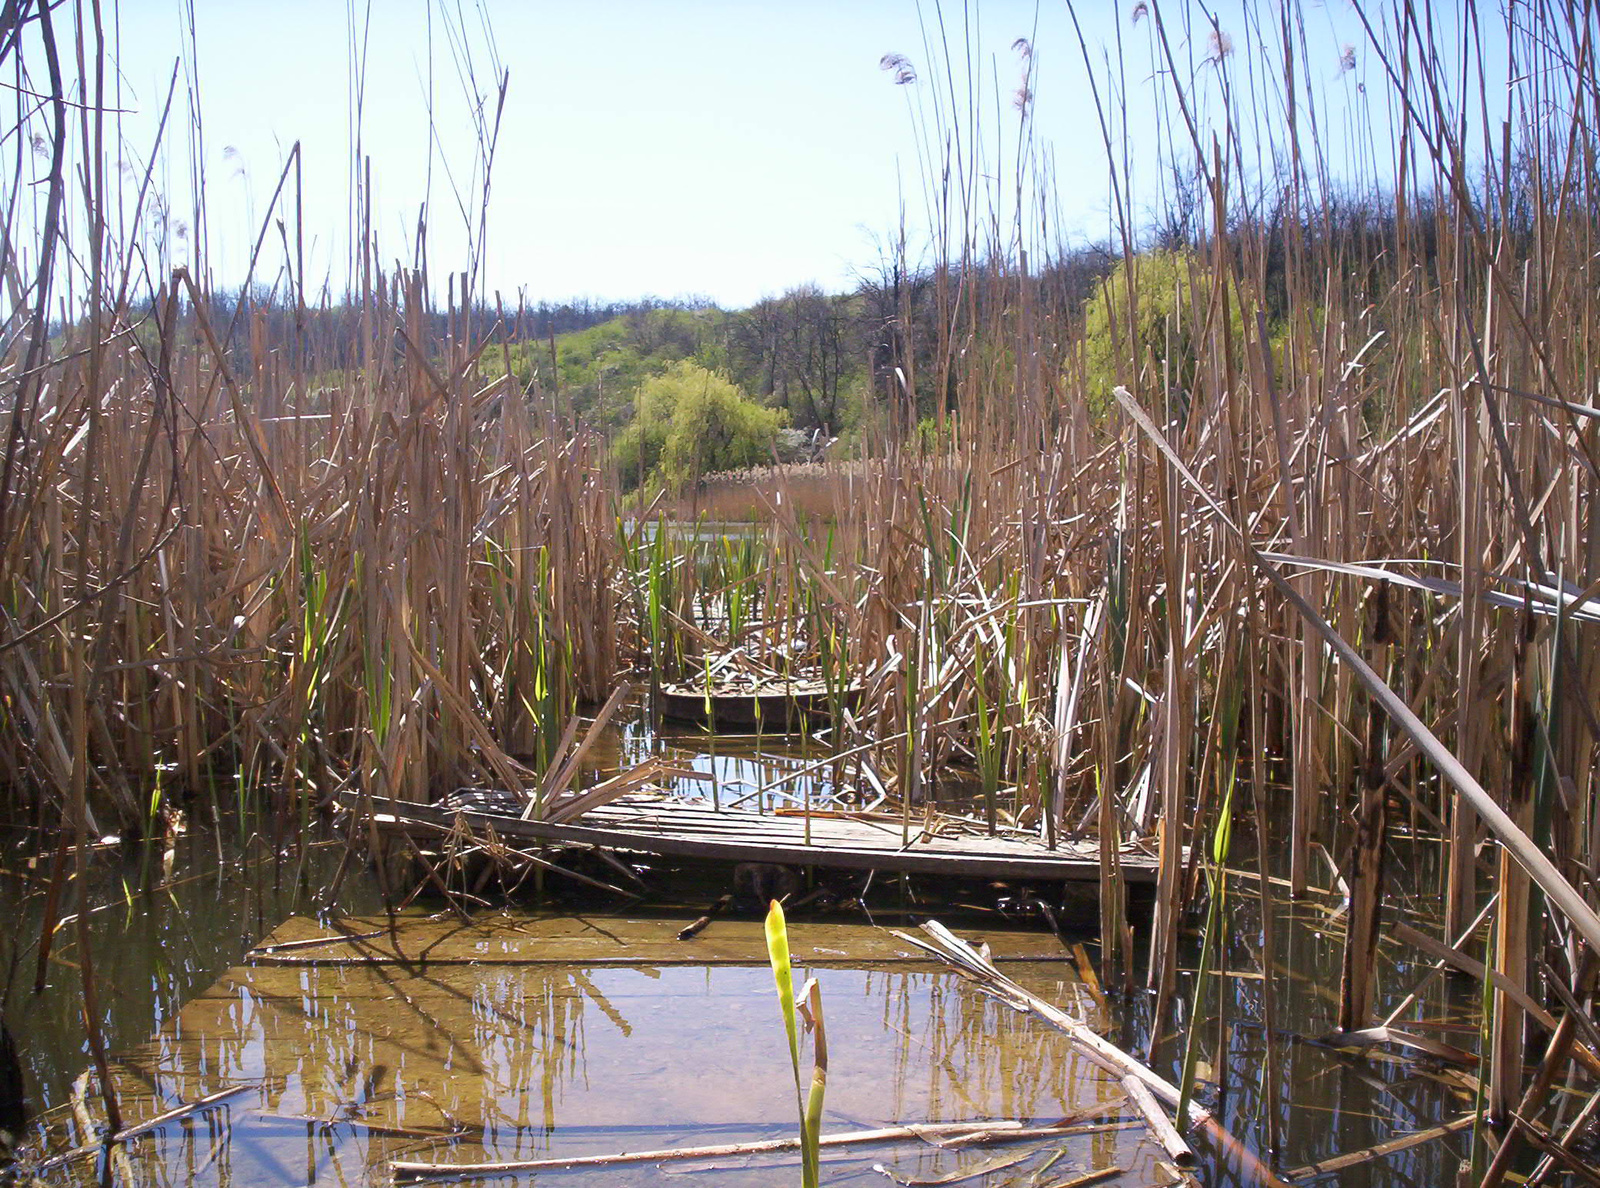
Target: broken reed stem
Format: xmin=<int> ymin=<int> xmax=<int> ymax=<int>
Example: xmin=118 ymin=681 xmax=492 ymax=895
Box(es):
xmin=1479 ymin=955 xmax=1594 ymax=1188
xmin=36 ymin=1085 xmax=255 ymax=1172
xmin=1285 ymin=1115 xmax=1475 ymax=1181
xmin=897 ymin=921 xmax=1284 ymax=1186
xmin=1489 ymin=613 xmax=1537 ymax=1123
xmin=1336 ymin=599 xmax=1390 ymax=1033
xmin=1121 ymin=1073 xmax=1194 ymax=1166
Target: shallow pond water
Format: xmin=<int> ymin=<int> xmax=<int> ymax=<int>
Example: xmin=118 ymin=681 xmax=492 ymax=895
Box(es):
xmin=0 ymin=691 xmax=1495 ymax=1187
xmin=21 ymin=915 xmax=1161 ymax=1187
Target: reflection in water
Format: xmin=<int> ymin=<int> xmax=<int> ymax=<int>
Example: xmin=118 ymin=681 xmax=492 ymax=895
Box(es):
xmin=3 ymin=686 xmax=1484 ymax=1186
xmin=32 ymin=936 xmax=1151 ymax=1186
xmin=598 ymin=706 xmax=853 ymax=813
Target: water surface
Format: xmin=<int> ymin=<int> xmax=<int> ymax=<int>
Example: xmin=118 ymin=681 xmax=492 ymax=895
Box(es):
xmin=22 ymin=915 xmax=1154 ymax=1187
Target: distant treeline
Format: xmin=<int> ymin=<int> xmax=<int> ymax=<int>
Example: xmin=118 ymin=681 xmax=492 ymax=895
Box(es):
xmin=111 ymin=291 xmax=715 ymax=375
xmin=111 ymin=182 xmax=1477 ymax=459
xmin=143 ymin=246 xmax=1123 ymax=435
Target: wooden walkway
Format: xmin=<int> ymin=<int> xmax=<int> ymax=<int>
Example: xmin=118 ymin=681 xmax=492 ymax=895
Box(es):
xmin=358 ymin=791 xmax=1161 ymax=884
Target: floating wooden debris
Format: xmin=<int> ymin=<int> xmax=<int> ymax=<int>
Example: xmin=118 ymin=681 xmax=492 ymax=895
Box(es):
xmin=659 ymin=675 xmax=859 ymax=730
xmin=354 ymin=790 xmax=1160 ymax=884
xmin=677 ymin=893 xmax=732 ymax=939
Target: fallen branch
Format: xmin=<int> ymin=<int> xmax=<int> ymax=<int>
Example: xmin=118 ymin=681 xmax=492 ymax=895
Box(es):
xmin=895 ymin=920 xmax=1283 ymax=1186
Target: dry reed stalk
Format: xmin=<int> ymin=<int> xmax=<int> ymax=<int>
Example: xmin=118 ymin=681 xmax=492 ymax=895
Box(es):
xmin=0 ymin=16 xmax=627 ymax=973
xmin=1336 ymin=590 xmax=1393 ymax=1032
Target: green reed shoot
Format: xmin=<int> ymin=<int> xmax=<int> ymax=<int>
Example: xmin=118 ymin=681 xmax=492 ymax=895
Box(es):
xmin=1177 ymin=667 xmax=1242 ymax=1129
xmin=765 ymin=898 xmax=827 ymax=1188
xmin=973 ymin=636 xmax=1003 ymax=835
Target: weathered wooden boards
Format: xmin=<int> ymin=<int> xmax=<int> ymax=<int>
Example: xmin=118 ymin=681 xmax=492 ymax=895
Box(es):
xmin=658 ymin=678 xmax=858 ymax=729
xmin=357 ymin=791 xmax=1162 ymax=884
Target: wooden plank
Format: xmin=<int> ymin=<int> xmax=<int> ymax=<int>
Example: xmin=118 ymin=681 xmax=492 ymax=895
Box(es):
xmin=248 ymin=914 xmax=1083 ymax=967
xmin=515 ymin=800 xmax=1122 ymax=858
xmin=561 ymin=799 xmax=1128 ymax=864
xmin=578 ymin=814 xmax=1115 ymax=863
xmin=389 ymin=813 xmax=1126 ymax=880
xmin=589 ymin=807 xmax=1069 ymax=850
xmin=357 ymin=794 xmax=1158 ymax=884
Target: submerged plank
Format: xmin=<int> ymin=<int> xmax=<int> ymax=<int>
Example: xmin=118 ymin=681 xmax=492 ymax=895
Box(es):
xmin=248 ymin=913 xmax=1082 ymax=966
xmin=32 ymin=950 xmax=1153 ymax=1186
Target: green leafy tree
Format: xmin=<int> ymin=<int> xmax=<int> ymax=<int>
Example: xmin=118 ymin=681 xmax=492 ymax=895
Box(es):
xmin=1079 ymin=249 xmax=1245 ymax=418
xmin=611 ymin=372 xmax=676 ymax=489
xmin=613 ymin=360 xmax=785 ymax=490
xmin=481 ymin=307 xmax=724 ymax=427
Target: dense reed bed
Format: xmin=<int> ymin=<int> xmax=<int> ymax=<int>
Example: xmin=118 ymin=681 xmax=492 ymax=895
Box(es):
xmin=0 ymin=16 xmax=620 ymax=842
xmin=0 ymin=274 xmax=623 ymax=833
xmin=6 ymin=0 xmax=1600 ymax=1179
xmin=624 ymin=1 xmax=1600 ymax=1173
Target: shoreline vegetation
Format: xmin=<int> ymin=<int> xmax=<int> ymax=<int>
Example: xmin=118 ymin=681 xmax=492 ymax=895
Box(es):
xmin=3 ymin=0 xmax=1600 ymax=1182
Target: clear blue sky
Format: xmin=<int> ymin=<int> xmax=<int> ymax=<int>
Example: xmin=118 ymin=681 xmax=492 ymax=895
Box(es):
xmin=87 ymin=1 xmax=1413 ymax=309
